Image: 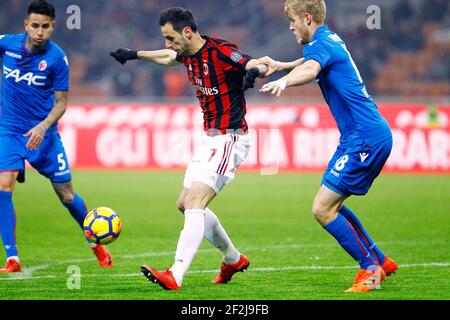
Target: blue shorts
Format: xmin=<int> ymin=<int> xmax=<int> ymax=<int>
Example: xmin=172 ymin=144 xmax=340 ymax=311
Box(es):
xmin=322 ymin=137 xmax=392 ymax=196
xmin=0 ymin=133 xmax=72 ymax=183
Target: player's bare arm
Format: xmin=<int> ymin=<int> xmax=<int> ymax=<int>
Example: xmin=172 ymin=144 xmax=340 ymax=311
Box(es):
xmin=137 ymin=49 xmax=180 ymax=66
xmin=257 ymin=56 xmax=305 ymax=77
xmin=260 ymin=59 xmax=321 ymax=97
xmin=110 ymin=48 xmax=180 ymax=67
xmin=24 ymin=91 xmax=68 ymax=151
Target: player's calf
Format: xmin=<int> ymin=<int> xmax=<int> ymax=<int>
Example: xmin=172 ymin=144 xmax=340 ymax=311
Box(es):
xmin=52 ymin=181 xmax=75 ymax=204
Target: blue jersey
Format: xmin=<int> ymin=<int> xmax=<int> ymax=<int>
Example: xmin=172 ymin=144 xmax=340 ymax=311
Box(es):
xmin=303 ymin=25 xmax=391 ymax=151
xmin=0 ymin=32 xmax=69 ymax=135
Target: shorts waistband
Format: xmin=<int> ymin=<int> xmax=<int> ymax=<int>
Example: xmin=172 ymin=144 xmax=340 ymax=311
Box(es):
xmin=204 ymin=129 xmax=248 ymax=137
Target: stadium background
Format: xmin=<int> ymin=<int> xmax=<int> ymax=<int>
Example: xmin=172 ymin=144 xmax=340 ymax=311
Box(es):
xmin=0 ymin=0 xmax=449 ymax=301
xmin=1 ymin=0 xmax=449 ymax=174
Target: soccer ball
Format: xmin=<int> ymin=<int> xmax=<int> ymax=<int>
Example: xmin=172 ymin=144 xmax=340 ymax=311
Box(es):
xmin=83 ymin=207 xmax=122 ymax=245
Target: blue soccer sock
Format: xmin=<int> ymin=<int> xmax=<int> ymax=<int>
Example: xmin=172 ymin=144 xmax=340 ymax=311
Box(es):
xmin=0 ymin=191 xmax=18 ymax=258
xmin=323 ymin=213 xmax=378 ymax=269
xmin=339 ymin=205 xmax=385 ymax=265
xmin=63 ymin=193 xmax=89 ymax=229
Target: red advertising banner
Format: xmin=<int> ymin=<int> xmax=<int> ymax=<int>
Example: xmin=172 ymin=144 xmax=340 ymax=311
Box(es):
xmin=58 ymin=103 xmax=450 ymax=173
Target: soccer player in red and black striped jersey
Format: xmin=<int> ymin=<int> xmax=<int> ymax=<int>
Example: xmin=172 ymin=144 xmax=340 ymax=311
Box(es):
xmin=111 ymin=7 xmax=268 ymax=290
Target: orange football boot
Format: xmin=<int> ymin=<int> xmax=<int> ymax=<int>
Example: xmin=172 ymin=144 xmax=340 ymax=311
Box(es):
xmin=0 ymin=259 xmax=21 ymax=273
xmin=211 ymin=254 xmax=250 ymax=284
xmin=141 ymin=265 xmax=181 ymax=290
xmin=92 ymin=245 xmax=113 ymax=268
xmin=381 ymin=256 xmax=398 ymax=277
xmin=346 ymin=265 xmax=386 ymax=292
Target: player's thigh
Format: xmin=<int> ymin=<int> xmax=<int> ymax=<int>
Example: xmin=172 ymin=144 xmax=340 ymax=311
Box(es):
xmin=0 ymin=135 xmax=25 ymax=191
xmin=321 ymin=140 xmax=391 ymax=196
xmin=183 ymin=133 xmax=251 ymax=194
xmin=26 ymin=134 xmax=72 ymax=184
xmin=0 ymin=134 xmax=26 ymax=188
xmin=176 ymin=187 xmax=190 ymax=212
xmin=215 ymin=133 xmax=251 ymax=177
xmin=184 ymin=181 xmax=217 ymax=210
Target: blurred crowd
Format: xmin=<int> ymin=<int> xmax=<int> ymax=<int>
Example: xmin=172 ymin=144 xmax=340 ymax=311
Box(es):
xmin=0 ymin=0 xmax=449 ymax=100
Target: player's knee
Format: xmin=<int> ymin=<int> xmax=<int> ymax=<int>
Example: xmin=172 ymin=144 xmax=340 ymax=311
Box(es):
xmin=0 ymin=172 xmax=17 ymax=192
xmin=312 ymin=200 xmax=333 ymax=225
xmin=184 ymin=193 xmax=207 ymax=210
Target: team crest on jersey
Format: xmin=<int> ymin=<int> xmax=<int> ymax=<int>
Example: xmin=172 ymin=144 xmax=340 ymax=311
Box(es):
xmin=38 ymin=60 xmax=47 ymax=71
xmin=230 ymin=51 xmax=243 ymax=63
xmin=203 ymin=62 xmax=209 ymax=75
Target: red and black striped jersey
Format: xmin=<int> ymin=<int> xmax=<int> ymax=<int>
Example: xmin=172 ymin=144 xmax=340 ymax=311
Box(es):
xmin=176 ymin=36 xmax=253 ymax=134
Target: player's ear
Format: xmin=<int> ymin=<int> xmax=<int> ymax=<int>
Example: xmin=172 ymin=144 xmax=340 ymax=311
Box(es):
xmin=183 ymin=26 xmax=192 ymax=40
xmin=24 ymin=19 xmax=29 ymax=31
xmin=306 ymin=13 xmax=312 ymax=26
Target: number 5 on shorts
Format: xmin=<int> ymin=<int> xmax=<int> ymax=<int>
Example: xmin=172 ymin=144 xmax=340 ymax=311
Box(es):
xmin=57 ymin=153 xmax=67 ymax=171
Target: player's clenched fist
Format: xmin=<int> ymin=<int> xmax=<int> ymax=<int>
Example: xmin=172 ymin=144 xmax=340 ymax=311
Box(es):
xmin=110 ymin=48 xmax=138 ymax=65
xmin=260 ymin=79 xmax=287 ymax=97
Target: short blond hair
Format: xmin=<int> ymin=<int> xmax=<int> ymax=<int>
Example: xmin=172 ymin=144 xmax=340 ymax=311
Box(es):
xmin=284 ymin=0 xmax=326 ymax=24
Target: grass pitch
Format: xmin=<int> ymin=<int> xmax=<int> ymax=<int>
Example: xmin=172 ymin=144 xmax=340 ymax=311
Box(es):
xmin=0 ymin=170 xmax=449 ymax=300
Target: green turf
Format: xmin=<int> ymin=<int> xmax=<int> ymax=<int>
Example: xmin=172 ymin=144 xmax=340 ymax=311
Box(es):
xmin=0 ymin=170 xmax=449 ymax=300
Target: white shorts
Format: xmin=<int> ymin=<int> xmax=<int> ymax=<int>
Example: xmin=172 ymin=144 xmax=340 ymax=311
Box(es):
xmin=183 ymin=132 xmax=251 ymax=193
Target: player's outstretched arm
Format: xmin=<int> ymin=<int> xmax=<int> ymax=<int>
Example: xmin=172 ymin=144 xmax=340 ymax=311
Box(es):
xmin=23 ymin=91 xmax=68 ymax=151
xmin=137 ymin=49 xmax=180 ymax=66
xmin=256 ymin=56 xmax=305 ymax=77
xmin=110 ymin=48 xmax=179 ymax=67
xmin=259 ymin=59 xmax=321 ymax=97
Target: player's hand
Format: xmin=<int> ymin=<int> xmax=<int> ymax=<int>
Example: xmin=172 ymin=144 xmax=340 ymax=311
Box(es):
xmin=23 ymin=123 xmax=47 ymax=151
xmin=110 ymin=48 xmax=138 ymax=65
xmin=257 ymin=56 xmax=282 ymax=78
xmin=242 ymin=67 xmax=260 ymax=91
xmin=260 ymin=79 xmax=287 ymax=97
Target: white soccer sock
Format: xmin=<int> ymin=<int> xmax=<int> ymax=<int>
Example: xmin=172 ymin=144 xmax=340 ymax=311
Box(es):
xmin=87 ymin=241 xmax=97 ymax=248
xmin=204 ymin=208 xmax=240 ymax=265
xmin=170 ymin=209 xmax=205 ymax=286
xmin=7 ymin=256 xmax=19 ymax=263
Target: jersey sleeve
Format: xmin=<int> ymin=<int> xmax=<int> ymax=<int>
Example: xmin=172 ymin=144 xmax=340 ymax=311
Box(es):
xmin=0 ymin=34 xmax=10 ymax=56
xmin=216 ymin=43 xmax=253 ymax=72
xmin=303 ymin=41 xmax=332 ymax=70
xmin=176 ymin=53 xmax=184 ymax=63
xmin=53 ymin=54 xmax=70 ymax=91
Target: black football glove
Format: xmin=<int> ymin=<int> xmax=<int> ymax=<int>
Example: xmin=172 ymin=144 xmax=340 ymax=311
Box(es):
xmin=110 ymin=48 xmax=138 ymax=65
xmin=242 ymin=67 xmax=261 ymax=91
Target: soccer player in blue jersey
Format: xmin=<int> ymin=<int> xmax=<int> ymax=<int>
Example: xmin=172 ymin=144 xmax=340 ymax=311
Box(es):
xmin=0 ymin=0 xmax=113 ymax=272
xmin=259 ymin=0 xmax=398 ymax=292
